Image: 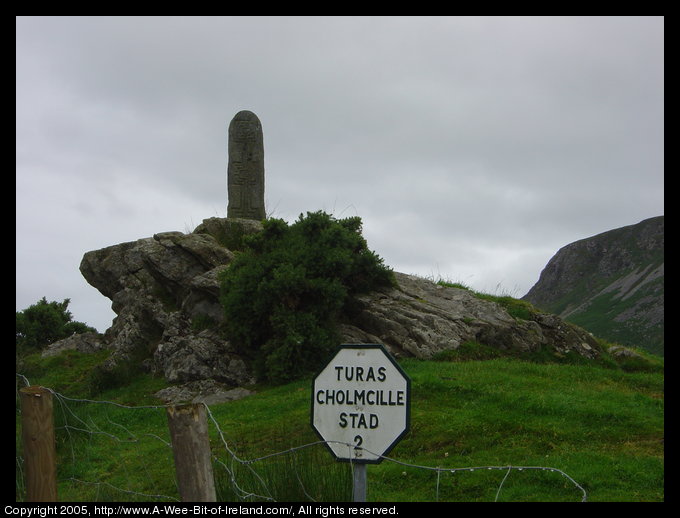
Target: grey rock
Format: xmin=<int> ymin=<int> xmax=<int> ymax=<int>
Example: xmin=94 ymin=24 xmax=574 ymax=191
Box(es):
xmin=154 ymin=379 xmax=254 ymax=406
xmin=193 ymin=217 xmax=263 ymax=251
xmin=341 ymin=272 xmax=601 ymax=360
xmin=153 ymin=327 xmax=254 ymax=386
xmin=79 ymin=219 xmax=256 ymax=385
xmin=608 ymin=345 xmax=646 ymax=360
xmin=41 ymin=331 xmax=108 ymax=358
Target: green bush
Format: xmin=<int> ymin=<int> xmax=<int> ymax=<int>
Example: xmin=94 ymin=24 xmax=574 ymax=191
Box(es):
xmin=16 ymin=297 xmax=97 ymax=357
xmin=219 ymin=211 xmax=395 ymax=384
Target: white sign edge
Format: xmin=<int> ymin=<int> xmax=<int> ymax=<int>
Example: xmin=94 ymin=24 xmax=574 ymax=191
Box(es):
xmin=310 ymin=343 xmax=411 ymax=464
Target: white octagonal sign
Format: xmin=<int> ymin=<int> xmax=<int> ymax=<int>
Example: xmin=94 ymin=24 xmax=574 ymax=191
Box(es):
xmin=311 ymin=344 xmax=411 ymax=463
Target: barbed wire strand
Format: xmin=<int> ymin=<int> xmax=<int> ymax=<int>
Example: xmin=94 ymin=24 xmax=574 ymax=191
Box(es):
xmin=204 ymin=402 xmax=276 ymax=502
xmin=17 ymin=376 xmax=178 ymax=502
xmin=495 ymin=466 xmax=513 ymax=502
xmin=292 ymin=448 xmax=319 ymax=503
xmin=16 ymin=375 xmax=588 ymax=502
xmin=64 ymin=477 xmax=179 ymax=502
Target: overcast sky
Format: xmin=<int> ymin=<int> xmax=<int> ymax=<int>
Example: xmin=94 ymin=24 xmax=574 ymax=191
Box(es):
xmin=16 ymin=16 xmax=664 ymax=333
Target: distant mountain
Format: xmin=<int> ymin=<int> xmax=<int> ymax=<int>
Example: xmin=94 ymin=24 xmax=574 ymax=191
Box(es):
xmin=522 ymin=216 xmax=664 ymax=356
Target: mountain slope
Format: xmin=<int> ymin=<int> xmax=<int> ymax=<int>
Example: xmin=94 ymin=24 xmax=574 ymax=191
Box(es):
xmin=522 ymin=216 xmax=664 ymax=356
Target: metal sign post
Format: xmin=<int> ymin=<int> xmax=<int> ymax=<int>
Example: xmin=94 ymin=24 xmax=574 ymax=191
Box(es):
xmin=353 ymin=463 xmax=367 ymax=502
xmin=311 ymin=344 xmax=411 ymax=502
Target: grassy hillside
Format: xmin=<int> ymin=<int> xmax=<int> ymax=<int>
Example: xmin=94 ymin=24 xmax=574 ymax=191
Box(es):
xmin=16 ymin=348 xmax=663 ymax=502
xmin=565 ymin=278 xmax=664 ymax=357
xmin=522 ymin=216 xmax=664 ymax=356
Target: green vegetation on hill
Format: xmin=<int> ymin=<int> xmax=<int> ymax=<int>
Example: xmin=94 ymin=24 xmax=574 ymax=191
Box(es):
xmin=566 ymin=285 xmax=664 ymax=357
xmin=219 ymin=211 xmax=394 ymax=384
xmin=522 ymin=216 xmax=664 ymax=356
xmin=534 ymin=258 xmax=664 ymax=357
xmin=16 ymin=297 xmax=97 ymax=357
xmin=15 ymin=216 xmax=663 ymax=502
xmin=16 ymin=345 xmax=663 ymax=502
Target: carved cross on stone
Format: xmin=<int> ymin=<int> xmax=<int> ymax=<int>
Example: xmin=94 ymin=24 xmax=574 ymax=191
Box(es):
xmin=227 ymin=110 xmax=265 ymax=220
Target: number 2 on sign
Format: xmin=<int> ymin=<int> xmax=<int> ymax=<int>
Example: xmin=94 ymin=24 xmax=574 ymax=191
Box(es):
xmin=353 ymin=435 xmax=363 ymax=457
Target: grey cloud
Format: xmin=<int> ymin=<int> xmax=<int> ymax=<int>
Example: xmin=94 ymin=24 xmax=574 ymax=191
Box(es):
xmin=16 ymin=16 xmax=663 ymax=332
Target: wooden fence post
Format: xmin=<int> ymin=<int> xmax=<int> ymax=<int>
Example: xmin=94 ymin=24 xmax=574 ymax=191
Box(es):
xmin=166 ymin=403 xmax=217 ymax=502
xmin=20 ymin=386 xmax=58 ymax=501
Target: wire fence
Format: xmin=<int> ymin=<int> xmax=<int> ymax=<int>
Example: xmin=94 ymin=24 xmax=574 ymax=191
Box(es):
xmin=16 ymin=373 xmax=587 ymax=503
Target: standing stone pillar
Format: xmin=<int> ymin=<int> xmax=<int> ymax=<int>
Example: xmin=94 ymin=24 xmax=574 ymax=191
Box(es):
xmin=227 ymin=110 xmax=266 ymax=220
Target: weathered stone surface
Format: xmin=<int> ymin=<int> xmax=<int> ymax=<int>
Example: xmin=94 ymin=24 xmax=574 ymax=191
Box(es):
xmin=607 ymin=344 xmax=646 ymax=360
xmin=41 ymin=331 xmax=107 ymax=358
xmin=154 ymin=379 xmax=254 ymax=406
xmin=194 ymin=216 xmax=263 ymax=251
xmin=227 ymin=110 xmax=265 ymax=220
xmin=341 ymin=272 xmax=601 ymax=360
xmin=78 ymin=219 xmax=260 ymax=386
xmin=153 ymin=327 xmax=253 ymax=385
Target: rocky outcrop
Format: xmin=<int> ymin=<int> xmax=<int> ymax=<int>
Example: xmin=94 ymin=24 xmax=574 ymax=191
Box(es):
xmin=78 ymin=218 xmax=262 ymax=387
xmin=522 ymin=216 xmax=664 ymax=356
xmin=341 ymin=272 xmax=600 ymax=360
xmin=41 ymin=331 xmax=108 ymax=358
xmin=71 ymin=216 xmax=605 ymax=395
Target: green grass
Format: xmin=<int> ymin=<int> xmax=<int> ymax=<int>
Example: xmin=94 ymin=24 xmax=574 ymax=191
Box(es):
xmin=16 ymin=348 xmax=663 ymax=502
xmin=397 ymin=359 xmax=663 ymax=502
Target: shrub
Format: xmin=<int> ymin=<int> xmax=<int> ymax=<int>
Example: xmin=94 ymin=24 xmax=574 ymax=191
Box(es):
xmin=16 ymin=297 xmax=97 ymax=357
xmin=219 ymin=211 xmax=395 ymax=384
